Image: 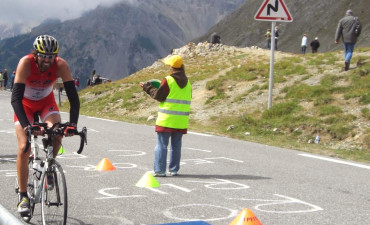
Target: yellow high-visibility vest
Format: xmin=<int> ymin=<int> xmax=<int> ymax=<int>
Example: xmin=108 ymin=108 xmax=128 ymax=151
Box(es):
xmin=156 ymin=76 xmax=192 ymax=129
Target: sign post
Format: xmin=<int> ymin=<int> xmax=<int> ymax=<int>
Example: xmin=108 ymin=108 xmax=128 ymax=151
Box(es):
xmin=255 ymin=0 xmax=293 ymax=109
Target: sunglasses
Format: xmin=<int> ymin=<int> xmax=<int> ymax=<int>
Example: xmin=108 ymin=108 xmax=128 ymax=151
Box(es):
xmin=37 ymin=53 xmax=56 ymax=59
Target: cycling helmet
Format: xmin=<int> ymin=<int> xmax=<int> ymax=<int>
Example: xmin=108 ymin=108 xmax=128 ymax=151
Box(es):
xmin=33 ymin=35 xmax=59 ymax=54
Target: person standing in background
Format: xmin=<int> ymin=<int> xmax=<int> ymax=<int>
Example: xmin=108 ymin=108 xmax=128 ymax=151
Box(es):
xmin=265 ymin=29 xmax=272 ymax=49
xmin=10 ymin=71 xmax=16 ymax=91
xmin=335 ymin=9 xmax=362 ymax=71
xmin=310 ymin=37 xmax=320 ymax=53
xmin=210 ymin=32 xmax=221 ymax=44
xmin=0 ymin=71 xmax=3 ymax=90
xmin=301 ymin=34 xmax=308 ymax=54
xmin=3 ymin=69 xmax=8 ymax=90
xmin=140 ymin=55 xmax=192 ymax=177
xmin=274 ymin=26 xmax=279 ymax=50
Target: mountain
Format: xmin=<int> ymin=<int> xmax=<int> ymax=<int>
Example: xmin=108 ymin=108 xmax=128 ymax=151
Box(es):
xmin=0 ymin=0 xmax=245 ymax=87
xmin=194 ymin=0 xmax=370 ymax=54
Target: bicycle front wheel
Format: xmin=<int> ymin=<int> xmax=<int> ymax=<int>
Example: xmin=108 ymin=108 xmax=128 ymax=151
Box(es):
xmin=41 ymin=160 xmax=67 ymax=225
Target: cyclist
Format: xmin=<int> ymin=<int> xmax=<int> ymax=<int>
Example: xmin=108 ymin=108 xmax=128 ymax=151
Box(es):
xmin=11 ymin=35 xmax=80 ymax=215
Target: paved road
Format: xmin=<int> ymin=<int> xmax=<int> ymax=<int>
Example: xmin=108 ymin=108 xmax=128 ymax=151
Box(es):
xmin=0 ymin=90 xmax=369 ymax=225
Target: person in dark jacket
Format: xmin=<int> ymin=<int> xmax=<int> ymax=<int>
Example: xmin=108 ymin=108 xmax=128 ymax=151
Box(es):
xmin=3 ymin=69 xmax=8 ymax=90
xmin=335 ymin=9 xmax=362 ymax=71
xmin=210 ymin=32 xmax=221 ymax=44
xmin=310 ymin=37 xmax=320 ymax=53
xmin=140 ymin=55 xmax=192 ymax=177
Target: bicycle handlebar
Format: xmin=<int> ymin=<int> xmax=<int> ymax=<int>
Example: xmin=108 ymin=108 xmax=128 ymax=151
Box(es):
xmin=23 ymin=122 xmax=87 ymax=154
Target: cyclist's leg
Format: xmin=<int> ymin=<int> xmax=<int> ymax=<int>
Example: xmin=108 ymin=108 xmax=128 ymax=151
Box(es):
xmin=15 ymin=123 xmax=31 ymax=193
xmin=43 ymin=112 xmax=62 ymax=158
xmin=40 ymin=94 xmax=61 ymax=158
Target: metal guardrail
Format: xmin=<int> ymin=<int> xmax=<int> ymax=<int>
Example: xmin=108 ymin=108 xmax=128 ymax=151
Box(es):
xmin=0 ymin=204 xmax=23 ymax=225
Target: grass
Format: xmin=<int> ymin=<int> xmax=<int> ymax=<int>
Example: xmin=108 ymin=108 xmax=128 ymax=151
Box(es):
xmin=61 ymin=46 xmax=370 ymax=163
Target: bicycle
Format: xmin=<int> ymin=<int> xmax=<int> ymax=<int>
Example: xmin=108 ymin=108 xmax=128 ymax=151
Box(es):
xmin=15 ymin=121 xmax=87 ymax=225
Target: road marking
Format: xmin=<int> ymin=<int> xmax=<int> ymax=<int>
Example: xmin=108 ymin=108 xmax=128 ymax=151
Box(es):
xmin=86 ymin=116 xmax=118 ymax=122
xmin=229 ymin=194 xmax=323 ymax=214
xmin=185 ymin=147 xmax=212 ymax=153
xmin=299 ymin=153 xmax=370 ymax=170
xmin=96 ymin=187 xmax=145 ymax=199
xmin=109 ymin=150 xmax=146 ymax=156
xmin=185 ymin=179 xmax=250 ymax=190
xmin=163 ymin=204 xmax=238 ymax=222
xmin=188 ymin=131 xmax=212 ymax=137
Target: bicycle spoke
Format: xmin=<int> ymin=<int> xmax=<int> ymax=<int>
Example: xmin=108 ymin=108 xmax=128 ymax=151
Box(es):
xmin=41 ymin=161 xmax=67 ymax=225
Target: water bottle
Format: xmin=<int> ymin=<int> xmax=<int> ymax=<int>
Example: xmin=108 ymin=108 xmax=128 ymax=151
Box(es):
xmin=314 ymin=135 xmax=320 ymax=144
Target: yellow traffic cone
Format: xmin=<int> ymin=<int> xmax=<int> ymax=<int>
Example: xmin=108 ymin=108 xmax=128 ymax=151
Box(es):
xmin=136 ymin=172 xmax=160 ymax=188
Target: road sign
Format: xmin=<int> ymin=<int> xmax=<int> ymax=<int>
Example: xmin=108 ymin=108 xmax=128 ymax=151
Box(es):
xmin=255 ymin=0 xmax=293 ymax=22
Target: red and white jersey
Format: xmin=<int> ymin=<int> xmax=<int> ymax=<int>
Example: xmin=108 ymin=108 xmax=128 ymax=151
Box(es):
xmin=24 ymin=54 xmax=58 ymax=101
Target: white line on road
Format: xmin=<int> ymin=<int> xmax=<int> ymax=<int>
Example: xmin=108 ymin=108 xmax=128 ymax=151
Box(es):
xmin=299 ymin=153 xmax=370 ymax=170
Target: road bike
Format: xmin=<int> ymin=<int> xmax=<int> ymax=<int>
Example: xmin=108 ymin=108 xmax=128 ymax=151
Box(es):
xmin=15 ymin=120 xmax=87 ymax=225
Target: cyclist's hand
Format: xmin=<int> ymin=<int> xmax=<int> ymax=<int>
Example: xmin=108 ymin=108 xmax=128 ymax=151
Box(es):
xmin=64 ymin=124 xmax=77 ymax=137
xmin=26 ymin=125 xmax=44 ymax=136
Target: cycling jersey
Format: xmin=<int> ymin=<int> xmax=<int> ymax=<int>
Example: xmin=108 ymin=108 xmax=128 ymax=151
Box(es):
xmin=24 ymin=54 xmax=58 ymax=101
xmin=14 ymin=54 xmax=59 ymax=125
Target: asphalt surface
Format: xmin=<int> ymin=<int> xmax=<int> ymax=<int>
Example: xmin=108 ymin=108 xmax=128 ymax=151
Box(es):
xmin=0 ymin=90 xmax=369 ymax=225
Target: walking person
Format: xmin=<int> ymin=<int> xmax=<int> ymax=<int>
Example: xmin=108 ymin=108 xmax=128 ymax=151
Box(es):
xmin=310 ymin=37 xmax=320 ymax=53
xmin=140 ymin=55 xmax=192 ymax=177
xmin=0 ymin=71 xmax=3 ymax=90
xmin=335 ymin=9 xmax=362 ymax=71
xmin=3 ymin=69 xmax=8 ymax=90
xmin=301 ymin=34 xmax=308 ymax=54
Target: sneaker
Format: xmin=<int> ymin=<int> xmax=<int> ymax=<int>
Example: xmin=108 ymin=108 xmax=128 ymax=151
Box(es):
xmin=17 ymin=196 xmax=30 ymax=215
xmin=46 ymin=174 xmax=54 ymax=190
xmin=169 ymin=171 xmax=178 ymax=176
xmin=153 ymin=172 xmax=166 ymax=177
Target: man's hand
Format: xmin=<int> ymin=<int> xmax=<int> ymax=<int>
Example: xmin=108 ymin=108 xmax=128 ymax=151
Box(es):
xmin=334 ymin=40 xmax=338 ymax=44
xmin=25 ymin=125 xmax=44 ymax=136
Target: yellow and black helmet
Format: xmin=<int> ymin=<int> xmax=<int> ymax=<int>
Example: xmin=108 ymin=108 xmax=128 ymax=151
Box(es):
xmin=33 ymin=35 xmax=59 ymax=54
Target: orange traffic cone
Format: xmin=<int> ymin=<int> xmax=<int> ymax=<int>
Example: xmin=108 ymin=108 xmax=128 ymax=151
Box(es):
xmin=95 ymin=158 xmax=116 ymax=171
xmin=229 ymin=209 xmax=262 ymax=225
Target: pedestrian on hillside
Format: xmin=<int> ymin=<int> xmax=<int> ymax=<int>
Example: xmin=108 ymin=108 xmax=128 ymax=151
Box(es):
xmin=140 ymin=55 xmax=192 ymax=177
xmin=335 ymin=9 xmax=362 ymax=71
xmin=265 ymin=29 xmax=271 ymax=49
xmin=10 ymin=71 xmax=16 ymax=91
xmin=210 ymin=32 xmax=221 ymax=44
xmin=0 ymin=71 xmax=3 ymax=90
xmin=310 ymin=37 xmax=320 ymax=53
xmin=274 ymin=26 xmax=279 ymax=50
xmin=301 ymin=34 xmax=308 ymax=54
xmin=3 ymin=69 xmax=8 ymax=90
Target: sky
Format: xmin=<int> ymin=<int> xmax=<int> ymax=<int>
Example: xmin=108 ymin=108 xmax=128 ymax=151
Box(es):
xmin=0 ymin=0 xmax=126 ymax=26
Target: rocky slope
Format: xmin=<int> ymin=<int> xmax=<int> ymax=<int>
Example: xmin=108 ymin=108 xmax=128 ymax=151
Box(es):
xmin=76 ymin=43 xmax=370 ymax=157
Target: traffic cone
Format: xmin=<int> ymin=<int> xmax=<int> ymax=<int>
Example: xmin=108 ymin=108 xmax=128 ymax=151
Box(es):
xmin=229 ymin=209 xmax=262 ymax=225
xmin=136 ymin=172 xmax=160 ymax=188
xmin=95 ymin=158 xmax=116 ymax=171
xmin=58 ymin=146 xmax=65 ymax=154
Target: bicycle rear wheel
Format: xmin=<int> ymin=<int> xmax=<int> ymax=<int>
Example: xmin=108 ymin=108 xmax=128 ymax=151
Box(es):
xmin=41 ymin=160 xmax=67 ymax=225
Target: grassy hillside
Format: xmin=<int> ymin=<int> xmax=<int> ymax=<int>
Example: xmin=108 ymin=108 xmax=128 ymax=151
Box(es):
xmin=62 ymin=43 xmax=370 ymax=163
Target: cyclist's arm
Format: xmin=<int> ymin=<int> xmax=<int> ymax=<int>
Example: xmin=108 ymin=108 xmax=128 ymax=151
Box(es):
xmin=11 ymin=56 xmax=32 ymax=128
xmin=57 ymin=57 xmax=80 ymax=126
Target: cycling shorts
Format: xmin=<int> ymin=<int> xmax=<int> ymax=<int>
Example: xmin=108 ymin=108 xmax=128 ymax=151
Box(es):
xmin=14 ymin=93 xmax=60 ymax=125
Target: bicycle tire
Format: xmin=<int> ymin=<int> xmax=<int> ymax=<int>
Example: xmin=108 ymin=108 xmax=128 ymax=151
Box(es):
xmin=41 ymin=160 xmax=68 ymax=225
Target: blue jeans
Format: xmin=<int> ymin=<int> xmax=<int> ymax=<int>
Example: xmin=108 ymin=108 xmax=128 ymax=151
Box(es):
xmin=154 ymin=132 xmax=183 ymax=173
xmin=344 ymin=43 xmax=354 ymax=63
